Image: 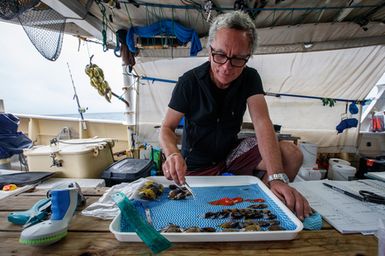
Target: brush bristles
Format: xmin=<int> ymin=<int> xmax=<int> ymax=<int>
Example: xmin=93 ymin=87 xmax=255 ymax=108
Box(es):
xmin=19 ymin=231 xmax=68 ymax=246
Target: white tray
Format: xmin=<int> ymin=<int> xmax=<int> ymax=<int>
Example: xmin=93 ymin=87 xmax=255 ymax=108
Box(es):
xmin=109 ymin=176 xmax=303 ymax=242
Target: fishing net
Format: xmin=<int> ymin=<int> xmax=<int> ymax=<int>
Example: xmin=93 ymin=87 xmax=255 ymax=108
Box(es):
xmin=0 ymin=0 xmax=38 ymax=20
xmin=0 ymin=1 xmax=66 ymax=61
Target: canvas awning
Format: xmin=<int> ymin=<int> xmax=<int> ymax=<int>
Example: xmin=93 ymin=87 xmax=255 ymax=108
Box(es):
xmin=134 ymin=45 xmax=385 ymax=152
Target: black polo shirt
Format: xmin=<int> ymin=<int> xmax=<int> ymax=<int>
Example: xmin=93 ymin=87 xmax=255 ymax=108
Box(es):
xmin=168 ymin=61 xmax=264 ymax=170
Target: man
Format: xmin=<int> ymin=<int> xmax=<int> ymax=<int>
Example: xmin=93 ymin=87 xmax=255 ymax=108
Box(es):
xmin=159 ymin=11 xmax=311 ymax=220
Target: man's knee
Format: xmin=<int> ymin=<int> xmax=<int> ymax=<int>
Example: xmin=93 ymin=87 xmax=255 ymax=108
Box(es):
xmin=279 ymin=141 xmax=304 ymax=167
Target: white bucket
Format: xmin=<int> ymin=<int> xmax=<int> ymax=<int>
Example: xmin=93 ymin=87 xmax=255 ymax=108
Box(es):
xmin=331 ymin=164 xmax=356 ymax=181
xmin=329 ymin=158 xmax=351 ymax=166
xmin=328 ymin=158 xmax=351 ymax=179
xmin=298 ymin=167 xmax=322 ymax=180
xmin=299 ymin=142 xmax=318 ymax=168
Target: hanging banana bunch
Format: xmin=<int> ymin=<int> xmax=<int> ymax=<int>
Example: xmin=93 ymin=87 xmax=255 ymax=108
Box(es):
xmin=85 ymin=61 xmax=112 ymax=103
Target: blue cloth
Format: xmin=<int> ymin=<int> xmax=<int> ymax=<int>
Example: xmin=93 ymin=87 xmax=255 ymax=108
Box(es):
xmin=126 ymin=19 xmax=202 ymax=56
xmin=303 ymin=212 xmax=323 ymax=230
xmin=336 ymin=118 xmax=358 ymax=134
xmin=0 ymin=113 xmax=32 ymax=159
xmin=349 ymin=102 xmax=359 ymax=114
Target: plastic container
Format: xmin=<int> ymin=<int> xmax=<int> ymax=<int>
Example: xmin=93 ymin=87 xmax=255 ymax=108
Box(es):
xmin=298 ymin=167 xmax=326 ymax=180
xmin=101 ymin=158 xmax=153 ymax=186
xmin=109 ymin=176 xmax=303 ymax=242
xmin=330 ymin=164 xmax=356 ymax=181
xmin=370 ymin=112 xmax=385 ymax=132
xmin=24 ymin=138 xmax=114 ymax=178
xmin=299 ymin=142 xmax=318 ymax=168
xmin=327 ymin=158 xmax=351 ymax=180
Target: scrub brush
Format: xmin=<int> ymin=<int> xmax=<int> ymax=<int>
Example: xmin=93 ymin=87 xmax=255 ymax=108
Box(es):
xmin=19 ymin=188 xmax=78 ymax=246
xmin=111 ymin=192 xmax=172 ymax=254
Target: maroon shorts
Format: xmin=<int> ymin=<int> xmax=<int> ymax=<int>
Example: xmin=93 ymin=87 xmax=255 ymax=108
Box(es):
xmin=186 ymin=137 xmax=264 ymax=178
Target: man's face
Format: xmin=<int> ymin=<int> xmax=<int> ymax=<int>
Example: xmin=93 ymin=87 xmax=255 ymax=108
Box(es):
xmin=209 ymin=28 xmax=251 ymax=89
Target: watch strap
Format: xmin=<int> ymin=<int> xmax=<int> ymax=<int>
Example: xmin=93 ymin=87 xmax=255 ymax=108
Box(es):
xmin=267 ymin=173 xmax=289 ymax=184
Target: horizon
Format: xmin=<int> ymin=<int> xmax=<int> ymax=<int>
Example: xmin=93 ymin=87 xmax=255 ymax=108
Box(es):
xmin=0 ymin=22 xmax=125 ymax=115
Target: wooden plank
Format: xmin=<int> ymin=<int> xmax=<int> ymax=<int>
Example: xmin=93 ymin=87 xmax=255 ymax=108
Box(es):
xmin=19 ymin=187 xmax=109 ymax=196
xmin=0 ymin=212 xmax=111 ymax=232
xmin=0 ymin=230 xmax=377 ymax=255
xmin=0 ymin=195 xmax=99 ymax=211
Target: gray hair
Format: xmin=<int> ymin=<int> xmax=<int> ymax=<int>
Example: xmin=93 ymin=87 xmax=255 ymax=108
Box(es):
xmin=207 ymin=11 xmax=257 ymax=54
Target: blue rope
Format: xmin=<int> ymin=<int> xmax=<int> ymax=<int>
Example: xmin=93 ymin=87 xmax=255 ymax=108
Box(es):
xmin=141 ymin=76 xmax=179 ymax=84
xmin=139 ymin=75 xmax=369 ymax=105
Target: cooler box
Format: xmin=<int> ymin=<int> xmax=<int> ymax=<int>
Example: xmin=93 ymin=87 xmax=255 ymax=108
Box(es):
xmin=101 ymin=158 xmax=153 ymax=186
xmin=356 ymin=156 xmax=385 ymax=179
xmin=24 ymin=138 xmax=114 ymax=178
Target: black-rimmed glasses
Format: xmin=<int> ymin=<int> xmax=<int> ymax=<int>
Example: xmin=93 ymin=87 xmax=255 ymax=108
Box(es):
xmin=210 ymin=46 xmax=250 ymax=67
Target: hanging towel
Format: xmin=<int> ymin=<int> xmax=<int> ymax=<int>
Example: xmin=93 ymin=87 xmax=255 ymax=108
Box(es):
xmin=126 ymin=19 xmax=202 ymax=56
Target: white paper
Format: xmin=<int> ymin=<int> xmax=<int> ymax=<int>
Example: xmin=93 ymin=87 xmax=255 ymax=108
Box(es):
xmin=291 ymin=179 xmax=385 ymax=234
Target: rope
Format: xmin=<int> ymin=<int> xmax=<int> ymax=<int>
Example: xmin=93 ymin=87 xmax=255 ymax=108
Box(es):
xmin=95 ymin=0 xmax=108 ymax=51
xmin=138 ymin=75 xmax=369 ymax=105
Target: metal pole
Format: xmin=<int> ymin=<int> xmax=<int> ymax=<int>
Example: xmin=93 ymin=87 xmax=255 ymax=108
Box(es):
xmin=122 ymin=64 xmax=137 ymax=152
xmin=67 ymin=62 xmax=87 ymax=131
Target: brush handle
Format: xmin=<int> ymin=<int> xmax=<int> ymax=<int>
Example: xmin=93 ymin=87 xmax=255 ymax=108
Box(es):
xmin=112 ymin=192 xmax=172 ymax=254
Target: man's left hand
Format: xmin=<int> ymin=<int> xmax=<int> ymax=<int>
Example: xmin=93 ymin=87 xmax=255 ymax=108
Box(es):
xmin=269 ymin=181 xmax=312 ymax=220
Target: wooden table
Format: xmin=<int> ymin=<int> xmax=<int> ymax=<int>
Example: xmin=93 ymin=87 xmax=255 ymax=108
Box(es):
xmin=0 ymin=187 xmax=378 ymax=256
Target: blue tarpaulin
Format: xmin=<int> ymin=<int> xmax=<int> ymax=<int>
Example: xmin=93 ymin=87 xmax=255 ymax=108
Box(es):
xmin=0 ymin=114 xmax=32 ymax=159
xmin=126 ymin=19 xmax=202 ymax=56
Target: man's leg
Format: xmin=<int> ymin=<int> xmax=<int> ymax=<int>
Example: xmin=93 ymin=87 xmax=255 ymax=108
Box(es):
xmin=225 ymin=137 xmax=263 ymax=176
xmin=257 ymin=140 xmax=303 ymax=183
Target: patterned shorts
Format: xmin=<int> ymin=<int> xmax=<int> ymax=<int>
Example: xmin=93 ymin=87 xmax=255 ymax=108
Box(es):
xmin=186 ymin=137 xmax=264 ymax=178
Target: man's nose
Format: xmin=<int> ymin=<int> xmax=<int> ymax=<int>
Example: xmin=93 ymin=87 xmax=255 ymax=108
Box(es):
xmin=222 ymin=59 xmax=233 ymax=69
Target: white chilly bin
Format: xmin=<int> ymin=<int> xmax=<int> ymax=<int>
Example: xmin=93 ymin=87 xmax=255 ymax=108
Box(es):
xmin=24 ymin=138 xmax=114 ymax=178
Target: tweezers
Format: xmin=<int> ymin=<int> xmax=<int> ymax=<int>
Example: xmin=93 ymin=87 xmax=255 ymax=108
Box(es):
xmin=184 ymin=182 xmax=196 ymax=199
xmin=176 ymin=182 xmax=196 ymax=199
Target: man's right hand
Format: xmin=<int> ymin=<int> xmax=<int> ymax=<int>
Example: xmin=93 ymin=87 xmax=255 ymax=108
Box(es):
xmin=162 ymin=152 xmax=187 ymax=185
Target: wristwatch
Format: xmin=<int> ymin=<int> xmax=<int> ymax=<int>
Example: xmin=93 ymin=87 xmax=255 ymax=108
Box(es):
xmin=267 ymin=173 xmax=289 ymax=184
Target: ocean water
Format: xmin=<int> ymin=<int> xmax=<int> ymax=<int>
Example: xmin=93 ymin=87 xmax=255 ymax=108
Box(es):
xmin=50 ymin=112 xmax=125 ymax=121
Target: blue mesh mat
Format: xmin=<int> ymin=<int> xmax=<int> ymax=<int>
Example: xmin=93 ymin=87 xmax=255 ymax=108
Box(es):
xmin=121 ymin=184 xmax=297 ymax=232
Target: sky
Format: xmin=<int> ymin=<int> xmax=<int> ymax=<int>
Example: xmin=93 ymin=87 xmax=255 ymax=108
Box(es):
xmin=0 ymin=22 xmax=124 ymax=115
xmin=1 ymin=21 xmax=385 ymax=116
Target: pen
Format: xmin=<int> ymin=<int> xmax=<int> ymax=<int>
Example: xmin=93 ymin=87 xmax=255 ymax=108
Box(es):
xmin=322 ymin=183 xmax=364 ymax=202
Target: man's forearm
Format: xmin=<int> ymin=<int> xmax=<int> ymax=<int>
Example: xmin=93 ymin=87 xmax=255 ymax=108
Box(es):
xmin=159 ymin=127 xmax=180 ymax=157
xmin=255 ymin=123 xmax=284 ymax=175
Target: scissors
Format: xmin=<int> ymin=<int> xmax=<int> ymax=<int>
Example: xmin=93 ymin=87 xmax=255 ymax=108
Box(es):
xmin=359 ymin=190 xmax=385 ymax=204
